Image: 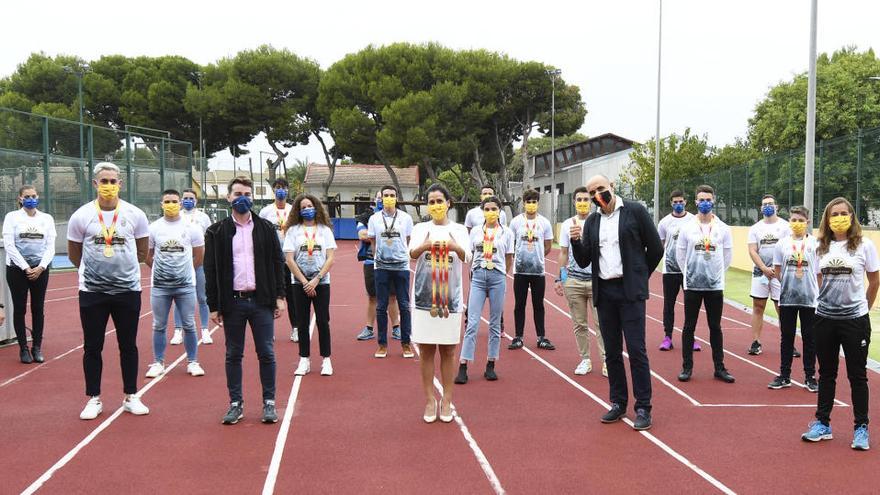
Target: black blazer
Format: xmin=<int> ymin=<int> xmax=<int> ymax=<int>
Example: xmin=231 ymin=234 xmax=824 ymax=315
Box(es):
xmin=204 ymin=212 xmax=285 ymax=314
xmin=572 ymin=199 xmax=663 ymax=305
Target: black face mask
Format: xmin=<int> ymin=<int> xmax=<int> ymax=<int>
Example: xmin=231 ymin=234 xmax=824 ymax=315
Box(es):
xmin=591 ymin=190 xmax=613 ymax=208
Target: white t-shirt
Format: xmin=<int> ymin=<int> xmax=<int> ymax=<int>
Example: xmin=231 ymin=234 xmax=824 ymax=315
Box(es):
xmin=2 ymin=209 xmax=56 ymax=270
xmin=367 ymin=210 xmax=414 ymax=271
xmin=148 ymin=217 xmax=204 ymax=288
xmin=258 ymin=203 xmax=293 ymax=246
xmin=773 ymin=235 xmax=820 ymax=307
xmin=408 ymin=221 xmax=472 ymax=313
xmin=816 ymin=238 xmax=880 ymax=319
xmin=676 ymin=216 xmax=733 ymax=291
xmin=658 ymin=212 xmax=694 ymax=274
xmin=469 ymin=223 xmax=514 ymax=274
xmin=282 ymin=223 xmax=337 ymax=285
xmin=181 ymin=208 xmax=212 ymax=233
xmin=559 ymin=215 xmax=593 ymax=280
xmin=67 ymin=200 xmax=149 ymax=293
xmin=508 ymin=214 xmax=553 ymax=275
xmin=464 ymin=206 xmax=508 ymax=229
xmin=748 ymin=218 xmax=790 ymax=276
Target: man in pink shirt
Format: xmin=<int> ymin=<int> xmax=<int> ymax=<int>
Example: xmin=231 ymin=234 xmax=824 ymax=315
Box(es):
xmin=205 ymin=177 xmax=286 ymax=425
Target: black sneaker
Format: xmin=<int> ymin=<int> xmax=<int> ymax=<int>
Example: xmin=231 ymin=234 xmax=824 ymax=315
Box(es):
xmin=262 ymin=400 xmax=278 ymax=424
xmin=748 ymin=341 xmax=762 ymax=355
xmin=804 ymin=377 xmax=819 ymax=393
xmin=454 ymin=363 xmax=468 ymax=384
xmin=633 ymin=408 xmax=652 ymax=431
xmin=768 ymin=376 xmax=792 ymax=389
xmin=601 ymin=403 xmax=626 ymax=423
xmin=508 ymin=337 xmax=524 ymax=350
xmin=222 ymin=401 xmax=243 ymax=425
xmin=484 ymin=362 xmax=497 ymax=381
xmin=537 ymin=337 xmax=556 ymax=350
xmin=792 ymin=347 xmax=801 ymax=358
xmin=714 ymin=368 xmax=736 ymax=383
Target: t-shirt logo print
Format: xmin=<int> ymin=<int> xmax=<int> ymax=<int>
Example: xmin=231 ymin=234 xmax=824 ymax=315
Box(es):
xmin=759 ymin=233 xmax=779 ymax=246
xmin=19 ymin=225 xmax=44 ymax=240
xmin=821 ymin=257 xmax=853 ymax=276
xmin=159 ymin=239 xmax=185 ymax=253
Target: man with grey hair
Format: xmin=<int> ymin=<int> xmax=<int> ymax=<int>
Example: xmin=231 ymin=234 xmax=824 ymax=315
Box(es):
xmin=67 ymin=162 xmax=151 ymax=420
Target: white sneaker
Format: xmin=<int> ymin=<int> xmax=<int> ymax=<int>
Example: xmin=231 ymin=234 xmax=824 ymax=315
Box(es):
xmin=201 ymin=328 xmax=213 ymax=345
xmin=170 ymin=328 xmax=183 ymax=345
xmin=123 ymin=395 xmax=150 ymax=415
xmin=294 ymin=357 xmax=310 ymax=376
xmin=145 ymin=362 xmax=165 ymax=378
xmin=321 ymin=358 xmax=333 ymax=376
xmin=187 ymin=361 xmax=205 ymax=377
xmin=602 ymin=362 xmax=608 ymax=377
xmin=574 ymin=359 xmax=592 ymax=375
xmin=290 ymin=328 xmax=299 ymax=342
xmin=79 ymin=397 xmax=102 ymax=420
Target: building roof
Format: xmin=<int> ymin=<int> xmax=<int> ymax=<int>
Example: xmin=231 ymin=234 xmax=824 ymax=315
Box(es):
xmin=533 ymin=133 xmax=636 ymax=178
xmin=304 ymin=163 xmax=420 ymax=187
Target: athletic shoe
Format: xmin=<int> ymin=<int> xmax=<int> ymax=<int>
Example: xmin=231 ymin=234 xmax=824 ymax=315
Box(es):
xmin=659 ymin=336 xmax=673 ymax=351
xmin=321 ymin=358 xmax=333 ymax=376
xmin=79 ymin=397 xmax=102 ymax=420
xmin=374 ymin=345 xmax=388 ymax=358
xmin=601 ymin=403 xmax=626 ymax=423
xmin=633 ymin=408 xmax=652 ymax=431
xmin=768 ymin=376 xmax=791 ymax=389
xmin=537 ymin=337 xmax=556 ymax=350
xmin=290 ymin=328 xmax=299 ymax=343
xmin=170 ymin=328 xmax=183 ymax=345
xmin=793 ymin=347 xmax=801 ymax=358
xmin=801 ymin=421 xmax=833 ymax=442
xmin=678 ymin=368 xmax=693 ymax=382
xmin=294 ymin=357 xmax=310 ymax=376
xmin=356 ymin=327 xmax=375 ymax=340
xmin=201 ymin=328 xmax=213 ymax=345
xmin=693 ymin=341 xmax=701 ymax=351
xmin=392 ymin=326 xmax=402 ymax=340
xmin=508 ymin=337 xmax=524 ymax=350
xmin=222 ymin=402 xmax=243 ymax=425
xmin=262 ymin=400 xmax=278 ymax=424
xmin=31 ymin=346 xmax=44 ymax=363
xmin=187 ymin=361 xmax=205 ymax=377
xmin=145 ymin=362 xmax=165 ymax=378
xmin=804 ymin=378 xmax=819 ymax=393
xmin=852 ymin=425 xmax=870 ymax=451
xmin=748 ymin=340 xmax=762 ymax=355
xmin=714 ymin=368 xmax=736 ymax=383
xmin=602 ymin=362 xmax=608 ymax=377
xmin=574 ymin=359 xmax=592 ymax=375
xmin=19 ymin=347 xmax=33 ymax=364
xmin=123 ymin=395 xmax=150 ymax=415
xmin=402 ymin=343 xmax=415 ymax=358
xmin=455 ymin=363 xmax=468 ymax=384
xmin=484 ymin=362 xmax=498 ymax=381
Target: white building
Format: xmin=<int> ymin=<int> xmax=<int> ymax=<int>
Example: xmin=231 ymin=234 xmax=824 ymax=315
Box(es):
xmin=303 ymin=163 xmax=420 ymax=219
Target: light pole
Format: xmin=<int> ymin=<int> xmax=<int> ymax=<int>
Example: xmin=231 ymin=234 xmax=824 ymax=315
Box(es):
xmin=546 ymin=68 xmax=562 ymax=219
xmin=63 ymin=64 xmax=89 ymax=160
xmin=803 ymin=0 xmax=818 ymax=220
xmin=653 ymin=0 xmax=663 ymax=224
xmin=191 ymin=71 xmax=207 ymax=202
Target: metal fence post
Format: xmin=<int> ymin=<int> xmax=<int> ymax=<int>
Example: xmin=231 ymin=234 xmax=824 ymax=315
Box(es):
xmin=787 ymin=150 xmax=793 ymax=212
xmin=125 ymin=132 xmax=133 ymax=203
xmin=817 ymin=140 xmax=824 ymax=227
xmin=87 ymin=126 xmax=94 ymax=201
xmin=856 ymin=128 xmax=863 ymax=221
xmin=42 ymin=116 xmax=51 ymax=214
xmin=763 ymin=157 xmax=768 ymax=193
xmin=728 ymin=167 xmax=733 ymax=223
xmin=745 ymin=162 xmax=750 ymax=223
xmin=160 ymin=137 xmax=166 ymax=193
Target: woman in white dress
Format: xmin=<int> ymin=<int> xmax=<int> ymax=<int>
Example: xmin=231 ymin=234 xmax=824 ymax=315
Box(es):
xmin=408 ymin=184 xmax=472 ymax=423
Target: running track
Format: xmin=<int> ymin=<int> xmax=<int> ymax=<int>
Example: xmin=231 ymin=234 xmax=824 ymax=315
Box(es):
xmin=0 ymin=241 xmax=877 ymax=494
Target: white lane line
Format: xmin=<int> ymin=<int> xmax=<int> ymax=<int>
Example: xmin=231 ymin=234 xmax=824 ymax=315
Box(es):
xmin=262 ymin=316 xmax=317 ymax=495
xmin=22 ymin=325 xmax=219 ymax=494
xmin=699 ymin=403 xmax=829 ymax=408
xmin=0 ymin=311 xmax=154 ymax=389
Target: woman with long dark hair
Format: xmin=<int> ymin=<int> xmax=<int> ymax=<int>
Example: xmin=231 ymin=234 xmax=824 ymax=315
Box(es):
xmin=283 ymin=194 xmax=337 ymax=376
xmin=801 ymin=197 xmax=877 ymax=451
xmin=3 ymin=185 xmax=55 ymax=363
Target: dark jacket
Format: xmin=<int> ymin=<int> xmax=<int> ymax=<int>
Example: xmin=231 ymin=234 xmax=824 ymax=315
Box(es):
xmin=572 ymin=199 xmax=663 ymax=305
xmin=204 ymin=212 xmax=285 ymax=314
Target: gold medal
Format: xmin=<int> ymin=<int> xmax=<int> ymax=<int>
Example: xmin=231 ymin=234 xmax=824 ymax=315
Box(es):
xmin=386 ymin=238 xmax=393 ymax=247
xmin=486 ymin=260 xmax=495 ymax=270
xmin=104 ymin=245 xmax=114 ymax=258
xmin=527 ymin=242 xmax=535 ymax=252
xmin=795 ymin=266 xmax=804 ymax=279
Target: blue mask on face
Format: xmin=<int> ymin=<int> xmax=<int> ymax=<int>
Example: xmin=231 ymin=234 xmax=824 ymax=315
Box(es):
xmin=672 ymin=203 xmax=685 ymax=215
xmin=275 ymin=188 xmax=288 ymax=201
xmin=22 ymin=198 xmax=39 ymax=210
xmin=300 ymin=207 xmax=316 ymax=220
xmin=762 ymin=204 xmax=775 ymax=217
xmin=182 ymin=198 xmax=196 ymax=211
xmin=231 ymin=195 xmax=253 ymax=214
xmin=697 ymin=200 xmax=714 ymax=214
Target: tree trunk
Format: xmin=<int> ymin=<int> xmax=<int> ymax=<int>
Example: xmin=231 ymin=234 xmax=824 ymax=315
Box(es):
xmin=494 ymin=120 xmax=520 ymax=215
xmin=313 ymin=132 xmax=338 ymax=202
xmin=423 ymin=160 xmax=439 ymax=184
xmin=376 ymin=150 xmax=402 ymax=197
xmin=266 ymin=140 xmax=289 ymax=185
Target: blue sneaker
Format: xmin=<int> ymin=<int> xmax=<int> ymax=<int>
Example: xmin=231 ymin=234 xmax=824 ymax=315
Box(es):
xmin=392 ymin=326 xmax=401 ymax=341
xmin=356 ymin=327 xmax=375 ymax=341
xmin=852 ymin=425 xmax=870 ymax=451
xmin=801 ymin=421 xmax=833 ymax=442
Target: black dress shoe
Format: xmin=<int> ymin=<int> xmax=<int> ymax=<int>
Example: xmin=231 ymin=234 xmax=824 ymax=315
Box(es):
xmin=483 ymin=362 xmax=497 ymax=381
xmin=454 ymin=363 xmax=468 ymax=384
xmin=714 ymin=368 xmax=736 ymax=383
xmin=601 ymin=403 xmax=626 ymax=423
xmin=677 ymin=368 xmax=692 ymax=382
xmin=31 ymin=346 xmax=44 ymax=363
xmin=633 ymin=408 xmax=652 ymax=431
xmin=19 ymin=348 xmax=33 ymax=364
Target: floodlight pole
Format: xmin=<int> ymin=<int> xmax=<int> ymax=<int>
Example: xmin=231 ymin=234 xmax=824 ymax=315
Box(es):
xmin=546 ymin=68 xmax=562 ymax=219
xmin=804 ymin=0 xmax=818 ymax=219
xmin=653 ymin=0 xmax=663 ymax=225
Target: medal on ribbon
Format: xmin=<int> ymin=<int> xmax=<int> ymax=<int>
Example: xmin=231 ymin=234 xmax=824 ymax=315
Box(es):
xmin=794 ymin=240 xmax=805 ymax=279
xmin=94 ymin=200 xmax=120 ymax=258
xmin=483 ymin=224 xmax=497 ymax=271
xmin=430 ymin=241 xmax=439 ymax=317
xmin=699 ymin=218 xmax=714 ymax=261
xmin=441 ymin=240 xmax=450 ymax=318
xmin=305 ymin=226 xmax=317 ymax=257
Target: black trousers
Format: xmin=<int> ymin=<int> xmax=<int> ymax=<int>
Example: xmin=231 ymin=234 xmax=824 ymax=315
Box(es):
xmin=513 ymin=274 xmax=545 ymax=338
xmin=292 ymin=283 xmax=332 ymax=358
xmin=662 ymin=273 xmax=683 ymax=337
xmin=283 ymin=264 xmax=297 ymax=331
xmin=681 ymin=290 xmax=725 ymax=370
xmin=223 ymin=296 xmax=276 ymax=403
xmin=778 ymin=306 xmax=816 ymax=379
xmin=596 ymin=279 xmax=652 ymax=412
xmin=814 ymin=314 xmax=870 ymax=427
xmin=6 ymin=265 xmax=49 ymax=349
xmin=79 ymin=290 xmax=141 ymax=396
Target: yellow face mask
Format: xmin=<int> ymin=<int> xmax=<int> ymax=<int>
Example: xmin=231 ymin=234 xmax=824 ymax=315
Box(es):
xmin=480 ymin=193 xmax=492 ymax=201
xmin=575 ymin=201 xmax=590 ymax=215
xmin=162 ymin=203 xmax=181 ymax=217
xmin=382 ymin=197 xmax=397 ymax=209
xmin=428 ymin=202 xmax=448 ymax=221
xmin=524 ymin=202 xmax=538 ymax=215
xmin=484 ymin=210 xmax=500 ymax=224
xmin=97 ymin=183 xmax=119 ymax=200
xmin=829 ymin=215 xmax=851 ymax=234
xmin=790 ymin=221 xmax=807 ymax=237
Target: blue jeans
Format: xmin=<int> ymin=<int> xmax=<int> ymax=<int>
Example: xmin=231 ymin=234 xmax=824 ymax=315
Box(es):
xmin=461 ymin=268 xmax=506 ymax=361
xmin=223 ymin=296 xmax=276 ymax=403
xmin=375 ymin=268 xmax=411 ymax=345
xmin=151 ymin=286 xmax=197 ymax=363
xmin=174 ymin=265 xmax=209 ymax=329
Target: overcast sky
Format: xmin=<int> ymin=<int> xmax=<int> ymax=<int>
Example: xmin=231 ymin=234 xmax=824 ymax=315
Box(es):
xmin=3 ymin=0 xmax=878 ymax=170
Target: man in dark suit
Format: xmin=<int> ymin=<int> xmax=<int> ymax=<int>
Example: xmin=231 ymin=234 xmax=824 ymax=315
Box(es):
xmin=572 ymin=175 xmax=663 ymax=430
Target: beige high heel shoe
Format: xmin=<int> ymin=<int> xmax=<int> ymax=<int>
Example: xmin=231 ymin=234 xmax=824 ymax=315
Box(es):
xmin=423 ymin=399 xmax=438 ymax=423
xmin=439 ymin=401 xmax=454 ymax=423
